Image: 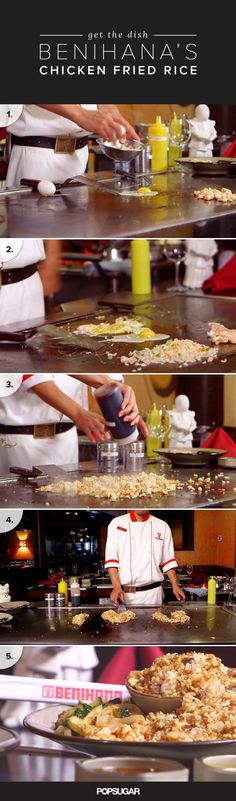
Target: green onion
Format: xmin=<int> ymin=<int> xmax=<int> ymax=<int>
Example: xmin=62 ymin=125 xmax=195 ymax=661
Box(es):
xmin=107 ymin=698 xmax=122 ymax=705
xmin=119 ymin=709 xmax=130 ymax=718
xmin=74 ymin=708 xmax=86 ymax=718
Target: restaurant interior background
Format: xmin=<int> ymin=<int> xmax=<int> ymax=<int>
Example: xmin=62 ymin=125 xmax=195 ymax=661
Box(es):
xmin=41 ymin=237 xmax=236 ymax=307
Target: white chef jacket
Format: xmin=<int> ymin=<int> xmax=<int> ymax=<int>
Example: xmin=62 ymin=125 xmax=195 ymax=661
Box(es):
xmin=0 ymin=239 xmax=46 ymax=325
xmin=105 ymin=512 xmax=178 ymax=606
xmin=0 ymin=373 xmax=123 ymax=470
xmin=7 ymin=104 xmax=97 ymax=186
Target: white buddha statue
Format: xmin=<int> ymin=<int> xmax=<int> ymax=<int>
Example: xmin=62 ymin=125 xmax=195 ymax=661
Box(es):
xmin=189 ymin=104 xmax=217 ymax=158
xmin=183 ymin=239 xmax=218 ymax=288
xmin=169 ymin=395 xmax=197 ymax=448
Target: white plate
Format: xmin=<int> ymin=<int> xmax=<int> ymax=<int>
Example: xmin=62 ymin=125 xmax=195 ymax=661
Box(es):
xmin=105 ymin=334 xmax=170 ymax=344
xmin=24 ymin=705 xmax=236 ymax=761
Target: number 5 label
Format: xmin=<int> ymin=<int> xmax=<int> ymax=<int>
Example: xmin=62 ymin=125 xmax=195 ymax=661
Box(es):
xmin=0 ymin=646 xmax=23 ymax=669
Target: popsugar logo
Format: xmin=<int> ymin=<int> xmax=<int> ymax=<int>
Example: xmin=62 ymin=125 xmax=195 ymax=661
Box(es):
xmin=96 ymin=790 xmax=140 ymax=796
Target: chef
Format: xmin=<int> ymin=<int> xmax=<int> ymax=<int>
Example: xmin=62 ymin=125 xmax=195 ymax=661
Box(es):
xmin=105 ymin=510 xmax=185 ymax=606
xmin=6 ymin=104 xmax=138 ymax=186
xmin=0 ymin=239 xmax=60 ymax=326
xmin=0 ymin=374 xmax=147 ymax=470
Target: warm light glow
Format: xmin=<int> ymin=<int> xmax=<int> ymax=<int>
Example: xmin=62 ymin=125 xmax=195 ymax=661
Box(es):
xmin=7 ymin=528 xmax=34 ymax=561
xmin=17 ymin=529 xmax=29 ymax=543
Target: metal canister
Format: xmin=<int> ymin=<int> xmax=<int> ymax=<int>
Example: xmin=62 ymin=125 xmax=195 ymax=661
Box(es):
xmin=55 ymin=592 xmax=65 ymax=607
xmin=45 ymin=592 xmax=55 ymax=607
xmin=134 ymin=144 xmax=152 ymax=174
xmin=123 ymin=440 xmax=145 ymax=472
xmin=97 ymin=441 xmax=120 ymax=473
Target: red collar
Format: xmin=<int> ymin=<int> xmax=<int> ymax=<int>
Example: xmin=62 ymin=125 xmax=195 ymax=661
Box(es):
xmin=130 ymin=511 xmax=150 ymax=523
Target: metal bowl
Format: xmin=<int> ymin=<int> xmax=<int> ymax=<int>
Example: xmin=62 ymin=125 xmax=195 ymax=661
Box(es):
xmin=97 ymin=138 xmax=145 ymax=162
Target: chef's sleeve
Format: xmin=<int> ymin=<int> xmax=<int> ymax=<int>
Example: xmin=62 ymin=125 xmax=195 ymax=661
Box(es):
xmin=104 ymin=518 xmax=119 ymax=571
xmin=21 ymin=374 xmax=54 ymax=391
xmin=160 ymin=524 xmax=178 ymax=573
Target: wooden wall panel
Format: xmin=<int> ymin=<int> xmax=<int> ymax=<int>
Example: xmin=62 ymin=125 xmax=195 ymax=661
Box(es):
xmin=117 ymin=104 xmax=196 ymax=125
xmin=178 ymin=511 xmax=236 ymax=568
xmin=224 ymin=376 xmax=236 ymax=426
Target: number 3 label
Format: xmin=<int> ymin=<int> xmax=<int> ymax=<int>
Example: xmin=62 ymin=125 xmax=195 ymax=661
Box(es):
xmin=0 ymin=375 xmax=23 ymax=397
xmin=0 ymin=510 xmax=23 ymax=533
xmin=0 ymin=105 xmax=23 ymax=127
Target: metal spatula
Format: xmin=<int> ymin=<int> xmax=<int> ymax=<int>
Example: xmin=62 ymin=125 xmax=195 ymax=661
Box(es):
xmin=26 ymin=324 xmax=104 ymax=352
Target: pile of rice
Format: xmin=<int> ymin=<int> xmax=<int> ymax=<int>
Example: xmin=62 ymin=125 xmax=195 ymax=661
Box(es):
xmin=121 ymin=338 xmax=218 ymax=367
xmin=36 ymin=472 xmax=183 ymax=500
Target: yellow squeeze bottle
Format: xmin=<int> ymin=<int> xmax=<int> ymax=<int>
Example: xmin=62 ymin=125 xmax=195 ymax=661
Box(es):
xmin=131 ymin=239 xmax=151 ymax=295
xmin=207 ymin=576 xmax=216 ymax=605
xmin=58 ymin=578 xmax=68 ymax=605
xmin=148 ymin=116 xmax=168 ymax=173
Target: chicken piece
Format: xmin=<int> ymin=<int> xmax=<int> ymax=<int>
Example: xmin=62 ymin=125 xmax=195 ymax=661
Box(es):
xmin=208 ymin=322 xmax=236 ymax=345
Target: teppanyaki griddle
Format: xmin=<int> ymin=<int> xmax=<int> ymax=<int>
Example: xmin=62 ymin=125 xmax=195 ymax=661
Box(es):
xmin=0 ymin=462 xmax=235 ymax=510
xmin=3 ymin=603 xmax=236 ymax=645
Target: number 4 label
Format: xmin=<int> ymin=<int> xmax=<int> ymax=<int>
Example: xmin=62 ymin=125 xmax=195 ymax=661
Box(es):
xmin=0 ymin=510 xmax=23 ymax=533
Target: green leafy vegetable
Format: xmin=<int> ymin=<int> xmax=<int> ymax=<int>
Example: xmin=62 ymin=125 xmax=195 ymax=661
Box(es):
xmin=119 ymin=708 xmax=130 ymax=718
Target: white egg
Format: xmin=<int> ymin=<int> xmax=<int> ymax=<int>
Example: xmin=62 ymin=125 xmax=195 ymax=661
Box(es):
xmin=37 ymin=180 xmax=56 ymax=196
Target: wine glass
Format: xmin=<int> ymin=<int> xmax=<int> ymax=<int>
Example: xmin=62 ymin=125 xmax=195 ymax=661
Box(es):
xmin=223 ymin=577 xmax=236 ymax=607
xmin=169 ymin=115 xmax=191 ymax=152
xmin=163 ymin=239 xmax=186 ymax=292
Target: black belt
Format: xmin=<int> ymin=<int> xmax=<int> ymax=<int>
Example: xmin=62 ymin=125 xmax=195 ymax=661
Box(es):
xmin=12 ymin=135 xmax=88 ymax=150
xmin=122 ymin=581 xmax=161 ymax=593
xmin=0 ymin=263 xmax=37 ymax=286
xmin=0 ymin=423 xmax=75 ymax=435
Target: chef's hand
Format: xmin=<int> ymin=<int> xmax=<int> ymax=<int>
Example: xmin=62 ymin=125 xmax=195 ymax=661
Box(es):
xmin=110 ymin=587 xmax=125 ymax=606
xmin=118 ymin=383 xmax=148 ymax=437
xmin=79 ymin=107 xmax=139 ymax=142
xmin=75 ymin=408 xmax=111 ymax=442
xmin=38 ymin=264 xmax=61 ymax=296
xmin=173 ymin=585 xmax=186 ymax=602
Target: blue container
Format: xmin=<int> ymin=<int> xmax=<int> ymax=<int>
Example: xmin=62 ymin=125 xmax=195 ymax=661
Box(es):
xmin=95 ymin=384 xmax=138 ymax=445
